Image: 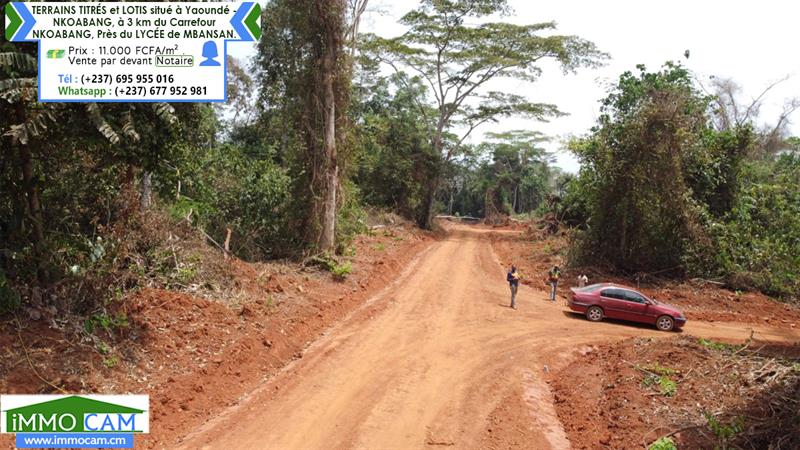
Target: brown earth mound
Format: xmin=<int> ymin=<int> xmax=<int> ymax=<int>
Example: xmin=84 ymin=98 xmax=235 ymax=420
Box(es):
xmin=0 ymin=224 xmax=432 ymax=448
xmin=549 ymin=336 xmax=800 ymax=449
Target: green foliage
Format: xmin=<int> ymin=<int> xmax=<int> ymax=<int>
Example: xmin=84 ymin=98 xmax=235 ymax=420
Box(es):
xmin=648 ymin=436 xmax=678 ymax=450
xmin=173 ymin=142 xmax=294 ymax=260
xmin=569 ymin=63 xmax=716 ymax=273
xmin=698 ymin=338 xmax=742 ymax=352
xmin=96 ymin=341 xmax=111 ymax=355
xmin=697 ymin=155 xmax=800 ymax=297
xmin=658 ymin=376 xmax=677 ymax=397
xmin=642 ymin=373 xmax=678 ymax=397
xmin=1 ymin=32 xmax=216 ymax=311
xmin=84 ymin=313 xmax=129 ymax=335
xmin=704 ymin=412 xmax=745 ymax=450
xmin=364 ymin=0 xmax=607 ymax=227
xmin=308 ymin=254 xmax=352 ymax=280
xmin=428 ymin=131 xmax=563 ymax=219
xmin=569 ymin=62 xmax=799 ymax=298
xmin=556 ymin=174 xmax=593 ymax=227
xmin=172 ymin=265 xmax=198 ymax=286
xmin=640 ymin=363 xmax=678 ymax=397
xmin=330 ymin=261 xmax=352 ymax=281
xmin=256 ymin=0 xmax=352 ymax=249
xmin=352 ymin=72 xmax=438 ymax=221
xmin=335 ymin=181 xmax=368 ymax=255
xmin=102 ymin=356 xmax=119 ymax=369
xmin=0 ymin=269 xmax=21 ymax=314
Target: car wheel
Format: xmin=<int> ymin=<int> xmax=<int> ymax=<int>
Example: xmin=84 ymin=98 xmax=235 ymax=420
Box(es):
xmin=586 ymin=306 xmax=603 ymax=322
xmin=656 ymin=315 xmax=674 ymax=331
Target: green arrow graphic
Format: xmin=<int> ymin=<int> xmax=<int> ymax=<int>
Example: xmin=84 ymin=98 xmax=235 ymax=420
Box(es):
xmin=244 ymin=3 xmax=261 ymax=41
xmin=5 ymin=3 xmax=22 ymax=41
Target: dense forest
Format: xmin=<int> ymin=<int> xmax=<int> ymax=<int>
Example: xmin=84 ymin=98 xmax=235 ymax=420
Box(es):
xmin=2 ymin=0 xmax=798 ymax=319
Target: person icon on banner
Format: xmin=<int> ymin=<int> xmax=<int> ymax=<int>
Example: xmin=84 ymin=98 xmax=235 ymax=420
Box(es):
xmin=199 ymin=41 xmax=221 ymax=67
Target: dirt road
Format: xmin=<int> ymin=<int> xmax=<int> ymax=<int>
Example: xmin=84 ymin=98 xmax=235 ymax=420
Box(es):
xmin=177 ymin=225 xmax=800 ymax=450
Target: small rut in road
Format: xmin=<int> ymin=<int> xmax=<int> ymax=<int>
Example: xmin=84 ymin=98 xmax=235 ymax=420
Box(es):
xmin=177 ymin=225 xmax=800 ymax=450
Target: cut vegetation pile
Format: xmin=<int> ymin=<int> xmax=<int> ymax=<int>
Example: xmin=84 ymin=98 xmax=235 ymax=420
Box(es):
xmin=550 ymin=335 xmax=800 ymax=450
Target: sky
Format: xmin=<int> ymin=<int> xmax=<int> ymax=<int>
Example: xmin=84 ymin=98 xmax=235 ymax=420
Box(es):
xmin=229 ymin=0 xmax=800 ymax=173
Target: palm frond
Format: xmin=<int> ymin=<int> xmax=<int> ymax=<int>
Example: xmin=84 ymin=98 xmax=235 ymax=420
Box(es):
xmin=152 ymin=102 xmax=178 ymax=125
xmin=121 ymin=107 xmax=141 ymax=142
xmin=4 ymin=109 xmax=59 ymax=145
xmin=0 ymin=78 xmax=37 ymax=103
xmin=0 ymin=52 xmax=37 ymax=75
xmin=85 ymin=104 xmax=121 ymax=144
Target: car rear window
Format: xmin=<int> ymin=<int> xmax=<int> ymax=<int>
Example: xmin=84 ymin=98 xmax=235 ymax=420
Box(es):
xmin=573 ymin=283 xmax=606 ymax=293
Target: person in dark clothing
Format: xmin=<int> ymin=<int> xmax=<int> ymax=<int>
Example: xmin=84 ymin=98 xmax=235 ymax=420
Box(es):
xmin=507 ymin=265 xmax=520 ymax=309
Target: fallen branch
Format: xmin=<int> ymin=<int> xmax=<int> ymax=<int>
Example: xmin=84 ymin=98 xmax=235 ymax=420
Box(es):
xmin=690 ymin=277 xmax=725 ymax=286
xmin=199 ymin=227 xmax=229 ymax=257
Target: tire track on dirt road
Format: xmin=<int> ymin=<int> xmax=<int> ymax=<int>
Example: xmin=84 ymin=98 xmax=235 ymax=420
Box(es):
xmin=177 ymin=224 xmax=800 ymax=450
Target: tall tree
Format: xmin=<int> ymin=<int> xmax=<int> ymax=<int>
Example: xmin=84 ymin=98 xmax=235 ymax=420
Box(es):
xmin=315 ymin=0 xmax=346 ymax=251
xmin=365 ymin=0 xmax=606 ymax=228
xmin=706 ymin=75 xmax=800 ymax=157
xmin=352 ymin=71 xmax=438 ymax=219
xmin=1 ymin=39 xmax=180 ymax=283
xmin=481 ymin=130 xmax=551 ymax=215
xmin=257 ymin=0 xmax=363 ymax=253
xmin=569 ymin=63 xmax=714 ymax=272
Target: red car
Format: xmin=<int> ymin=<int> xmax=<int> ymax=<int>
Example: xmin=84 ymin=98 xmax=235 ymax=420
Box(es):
xmin=568 ymin=283 xmax=686 ymax=331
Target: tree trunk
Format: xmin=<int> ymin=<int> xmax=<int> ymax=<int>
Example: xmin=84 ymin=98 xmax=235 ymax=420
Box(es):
xmin=14 ymin=103 xmax=45 ymax=249
xmin=418 ymin=174 xmax=438 ymax=229
xmin=116 ymin=164 xmax=138 ymax=223
xmin=18 ymin=144 xmax=44 ymax=247
xmin=448 ymin=186 xmax=454 ymax=215
xmin=318 ymin=163 xmax=337 ymax=251
xmin=140 ymin=171 xmax=152 ymax=212
xmin=418 ymin=128 xmax=446 ymax=230
xmin=317 ymin=6 xmax=340 ymax=252
xmin=512 ymin=184 xmax=519 ymax=214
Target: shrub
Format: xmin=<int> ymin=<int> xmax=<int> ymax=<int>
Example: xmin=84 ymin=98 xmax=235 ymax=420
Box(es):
xmin=648 ymin=436 xmax=677 ymax=450
xmin=698 ymin=338 xmax=742 ymax=352
xmin=84 ymin=313 xmax=129 ymax=335
xmin=0 ymin=269 xmax=21 ymax=314
xmin=335 ymin=180 xmax=368 ymax=255
xmin=700 ymin=157 xmax=800 ymax=298
xmin=331 ymin=262 xmax=352 ymax=281
xmin=567 ymin=64 xmax=713 ymax=273
xmin=705 ymin=412 xmax=744 ymax=450
xmin=173 ymin=143 xmax=294 ymax=260
xmin=642 ymin=374 xmax=677 ymax=397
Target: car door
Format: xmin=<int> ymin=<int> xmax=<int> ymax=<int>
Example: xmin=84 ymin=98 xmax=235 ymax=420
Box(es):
xmin=599 ymin=288 xmax=628 ymax=319
xmin=620 ymin=289 xmax=650 ymax=323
